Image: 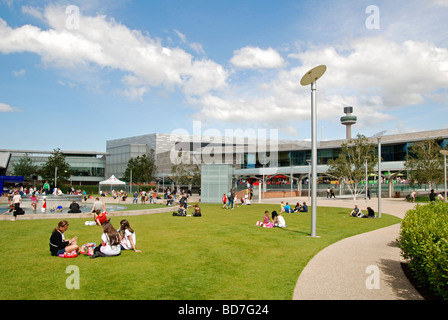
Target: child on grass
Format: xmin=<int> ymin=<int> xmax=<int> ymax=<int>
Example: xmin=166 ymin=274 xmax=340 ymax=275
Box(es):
xmin=91 ymin=221 xmax=121 ymax=258
xmin=118 ymin=219 xmax=141 ymax=252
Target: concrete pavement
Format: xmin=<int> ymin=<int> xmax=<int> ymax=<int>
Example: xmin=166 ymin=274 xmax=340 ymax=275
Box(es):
xmin=261 ymin=196 xmax=423 ymax=300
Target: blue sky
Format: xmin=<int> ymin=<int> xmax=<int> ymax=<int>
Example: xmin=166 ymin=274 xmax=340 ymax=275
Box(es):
xmin=1 ymin=0 xmax=448 ymax=152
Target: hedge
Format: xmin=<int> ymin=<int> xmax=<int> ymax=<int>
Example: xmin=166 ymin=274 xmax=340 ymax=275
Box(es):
xmin=398 ymin=202 xmax=448 ymax=299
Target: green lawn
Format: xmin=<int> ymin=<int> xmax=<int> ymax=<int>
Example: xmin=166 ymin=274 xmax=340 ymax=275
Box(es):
xmin=0 ymin=203 xmax=400 ymax=300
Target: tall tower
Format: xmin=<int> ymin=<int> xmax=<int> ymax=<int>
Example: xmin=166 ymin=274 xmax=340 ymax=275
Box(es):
xmin=340 ymin=106 xmax=357 ymax=140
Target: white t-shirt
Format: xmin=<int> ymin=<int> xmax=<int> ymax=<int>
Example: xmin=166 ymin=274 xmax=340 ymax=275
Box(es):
xmin=13 ymin=194 xmax=21 ymax=204
xmin=276 ymin=215 xmax=286 ymax=227
xmin=100 ymin=233 xmax=121 ymax=256
xmin=120 ymin=229 xmax=136 ymax=250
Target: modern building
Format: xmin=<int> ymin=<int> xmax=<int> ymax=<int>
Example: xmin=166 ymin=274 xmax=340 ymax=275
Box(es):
xmin=105 ymin=128 xmax=448 ymax=186
xmin=0 ymin=149 xmax=108 ymax=186
xmin=3 ymin=127 xmax=446 ymax=194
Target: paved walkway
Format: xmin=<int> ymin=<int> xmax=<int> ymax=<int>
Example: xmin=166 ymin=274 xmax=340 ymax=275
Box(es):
xmin=261 ymin=196 xmax=423 ymax=300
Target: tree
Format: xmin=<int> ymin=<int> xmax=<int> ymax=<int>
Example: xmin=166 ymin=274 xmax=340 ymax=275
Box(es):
xmin=405 ymin=139 xmax=444 ymax=190
xmin=40 ymin=148 xmax=72 ymax=185
xmin=123 ymin=150 xmax=157 ymax=184
xmin=171 ymin=152 xmax=190 ymax=188
xmin=13 ymin=154 xmax=37 ymax=180
xmin=327 ymin=134 xmax=377 ymax=200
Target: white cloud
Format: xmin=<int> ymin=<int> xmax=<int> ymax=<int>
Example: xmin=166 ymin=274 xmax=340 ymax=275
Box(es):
xmin=230 ymin=46 xmax=284 ymax=69
xmin=192 ymin=36 xmax=448 ymax=134
xmin=21 ymin=5 xmax=44 ymax=20
xmin=12 ymin=69 xmax=26 ymax=77
xmin=430 ymin=0 xmax=448 ymax=8
xmin=0 ymin=102 xmax=21 ymax=112
xmin=0 ymin=5 xmax=229 ymax=98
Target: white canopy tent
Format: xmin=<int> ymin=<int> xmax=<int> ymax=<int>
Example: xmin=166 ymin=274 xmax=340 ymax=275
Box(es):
xmin=99 ymin=175 xmax=126 ymax=193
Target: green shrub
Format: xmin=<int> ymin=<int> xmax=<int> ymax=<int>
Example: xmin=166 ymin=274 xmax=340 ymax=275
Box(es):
xmin=398 ymin=202 xmax=448 ymax=299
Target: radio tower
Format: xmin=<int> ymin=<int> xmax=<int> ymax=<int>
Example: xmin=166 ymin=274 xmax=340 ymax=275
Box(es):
xmin=340 ymin=106 xmax=357 ymax=140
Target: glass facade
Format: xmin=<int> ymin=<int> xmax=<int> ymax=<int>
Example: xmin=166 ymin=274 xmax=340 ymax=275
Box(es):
xmin=239 ymin=142 xmax=439 ymax=169
xmin=6 ymin=153 xmax=106 ymax=184
xmin=201 ymin=164 xmax=233 ymax=203
xmin=106 ymin=144 xmax=149 ymax=178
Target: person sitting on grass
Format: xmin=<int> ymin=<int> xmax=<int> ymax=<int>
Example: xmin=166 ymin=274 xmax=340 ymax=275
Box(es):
xmin=91 ymin=221 xmax=121 ymax=258
xmin=256 ymin=211 xmax=273 ymax=228
xmin=299 ymin=202 xmax=308 ymax=212
xmin=283 ymin=202 xmax=292 ymax=213
xmin=350 ymin=204 xmax=365 ymax=218
xmin=280 ymin=201 xmax=285 ymax=213
xmin=49 ymin=220 xmax=79 ymax=256
xmin=366 ymin=207 xmax=375 ymax=218
xmin=94 ymin=209 xmax=109 ymax=225
xmin=293 ymin=202 xmax=302 ymax=212
xmin=273 ymin=212 xmax=287 ymax=228
xmin=119 ymin=219 xmax=141 ymax=252
xmin=193 ymin=204 xmax=202 ymax=217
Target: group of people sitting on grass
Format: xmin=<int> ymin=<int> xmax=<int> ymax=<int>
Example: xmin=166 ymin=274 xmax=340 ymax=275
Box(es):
xmin=173 ymin=203 xmax=202 ymax=217
xmin=280 ymin=201 xmax=308 ymax=213
xmin=349 ymin=204 xmax=376 ymax=218
xmin=49 ymin=218 xmax=141 ymax=259
xmin=256 ymin=210 xmax=287 ymax=228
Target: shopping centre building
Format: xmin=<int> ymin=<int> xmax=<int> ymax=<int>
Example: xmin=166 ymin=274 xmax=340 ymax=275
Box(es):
xmin=1 ymin=128 xmax=447 ymax=194
xmin=105 ymin=128 xmax=448 ymax=178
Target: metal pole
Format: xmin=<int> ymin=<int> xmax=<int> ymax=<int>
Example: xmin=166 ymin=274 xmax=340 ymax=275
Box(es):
xmin=290 ymin=164 xmax=293 ymax=198
xmin=130 ymin=169 xmax=132 ymax=194
xmin=311 ymin=81 xmax=317 ymax=237
xmin=444 ymin=154 xmax=447 ymax=203
xmin=365 ymin=158 xmax=368 ymax=203
xmin=378 ymin=138 xmax=382 ymax=218
xmin=307 ymin=160 xmax=311 ymax=202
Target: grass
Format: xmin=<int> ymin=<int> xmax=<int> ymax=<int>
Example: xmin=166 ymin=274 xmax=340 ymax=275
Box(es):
xmin=0 ymin=203 xmax=400 ymax=300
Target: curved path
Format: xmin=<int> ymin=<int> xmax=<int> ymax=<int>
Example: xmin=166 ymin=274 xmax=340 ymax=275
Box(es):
xmin=261 ymin=196 xmax=423 ymax=300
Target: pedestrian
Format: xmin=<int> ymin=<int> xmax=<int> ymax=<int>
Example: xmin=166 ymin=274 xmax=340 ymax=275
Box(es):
xmin=222 ymin=193 xmax=227 ymax=209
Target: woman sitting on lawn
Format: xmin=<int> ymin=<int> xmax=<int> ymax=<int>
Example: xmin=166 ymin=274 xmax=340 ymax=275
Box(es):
xmin=49 ymin=220 xmax=79 ymax=256
xmin=273 ymin=211 xmax=287 ymax=228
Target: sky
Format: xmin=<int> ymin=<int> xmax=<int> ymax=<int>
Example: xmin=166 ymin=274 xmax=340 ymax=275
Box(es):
xmin=1 ymin=0 xmax=447 ymax=152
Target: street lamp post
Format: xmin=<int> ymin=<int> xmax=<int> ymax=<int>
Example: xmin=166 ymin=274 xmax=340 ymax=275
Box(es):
xmin=55 ymin=166 xmax=58 ymax=189
xmin=365 ymin=158 xmax=368 ymax=204
xmin=301 ymin=65 xmax=327 ymax=238
xmin=373 ymin=131 xmax=386 ymax=218
xmin=306 ymin=159 xmax=311 ymax=202
xmin=440 ymin=150 xmax=448 ymax=203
